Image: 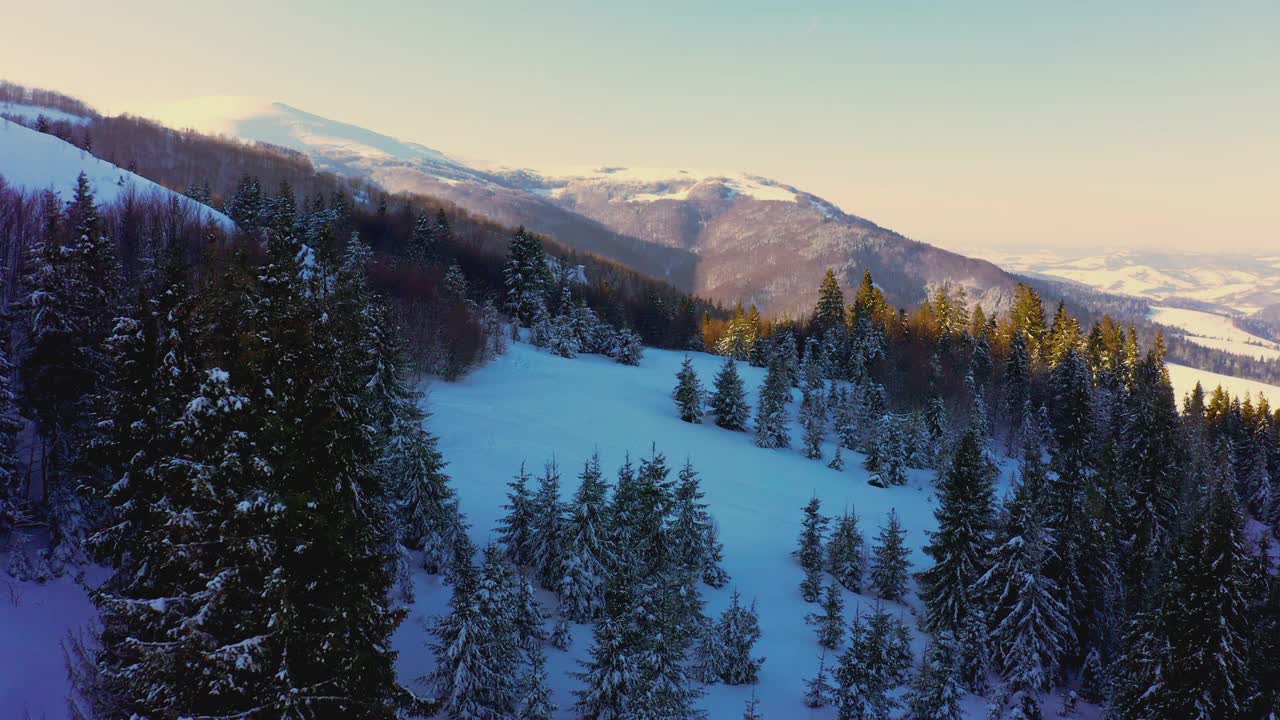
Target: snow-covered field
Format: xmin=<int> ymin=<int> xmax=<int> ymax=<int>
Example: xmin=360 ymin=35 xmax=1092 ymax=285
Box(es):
xmin=390 ymin=340 xmax=1099 ymax=718
xmin=1149 ymin=306 xmax=1280 ymax=362
xmin=1167 ymin=362 xmax=1279 ymax=406
xmin=0 ymin=118 xmax=230 ymax=228
xmin=1 ymin=339 xmax=1105 ymax=718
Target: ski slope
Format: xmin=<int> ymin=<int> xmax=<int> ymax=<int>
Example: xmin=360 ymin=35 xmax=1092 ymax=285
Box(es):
xmin=0 ymin=118 xmax=230 ymax=228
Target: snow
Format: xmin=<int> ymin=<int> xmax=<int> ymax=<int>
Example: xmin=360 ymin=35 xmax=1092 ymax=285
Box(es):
xmin=1 ymin=337 xmax=1102 ymax=718
xmin=540 ymin=166 xmax=801 ymax=204
xmin=392 ymin=339 xmax=1096 ymax=719
xmin=1150 ymin=306 xmax=1280 ymax=361
xmin=0 ymin=101 xmax=91 ymax=126
xmin=0 ymin=118 xmax=231 ymax=228
xmin=1166 ymin=362 xmax=1280 ymax=406
xmin=0 ymin=560 xmax=111 ymax=719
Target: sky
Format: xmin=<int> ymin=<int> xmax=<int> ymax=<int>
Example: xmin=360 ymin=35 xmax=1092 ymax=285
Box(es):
xmin=2 ymin=0 xmax=1277 ymax=254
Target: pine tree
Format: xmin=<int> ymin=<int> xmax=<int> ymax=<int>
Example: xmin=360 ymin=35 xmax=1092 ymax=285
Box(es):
xmin=1162 ymin=464 xmax=1253 ymax=719
xmin=754 ymin=356 xmax=791 ymax=448
xmin=742 ymin=691 xmax=765 ymax=720
xmin=801 ymin=385 xmax=826 ymax=460
xmin=674 ymin=356 xmax=705 ymax=423
xmin=497 ymin=463 xmax=537 ymax=567
xmin=669 ymin=459 xmax=730 ymax=588
xmin=504 ymin=227 xmax=550 ymax=324
xmin=710 ymin=356 xmax=750 ymax=430
xmin=834 ymin=611 xmax=899 ymax=720
xmin=919 ymin=431 xmax=995 ymax=633
xmin=807 ymin=582 xmax=846 ymax=649
xmin=560 ymin=453 xmax=612 ymax=621
xmin=573 ymin=615 xmax=636 ymax=720
xmin=717 ymin=589 xmax=765 ymax=685
xmin=513 ymin=573 xmax=549 ymax=653
xmin=870 ymin=509 xmax=911 ymax=602
xmin=980 ymin=464 xmax=1072 ymax=695
xmin=814 ymin=268 xmax=847 ymax=334
xmin=519 ymin=644 xmax=556 ymax=720
xmin=828 ymin=444 xmax=846 ymax=471
xmin=827 ymin=510 xmax=866 ymax=592
xmin=551 ymin=613 xmax=573 ymax=651
xmin=796 ymin=497 xmax=829 ymax=602
xmin=429 ymin=545 xmax=509 ymax=719
xmin=904 ymin=633 xmax=964 ymax=720
xmin=529 ymin=460 xmax=567 ymax=589
xmin=869 ymin=414 xmax=908 ymax=487
xmin=804 ymin=651 xmax=835 ymax=708
xmin=389 ymin=422 xmax=461 ymax=574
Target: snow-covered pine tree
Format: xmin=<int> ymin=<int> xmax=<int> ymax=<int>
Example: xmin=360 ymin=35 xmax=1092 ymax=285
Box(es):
xmin=428 ymin=542 xmax=502 ymax=718
xmin=979 ymin=458 xmax=1071 ymax=696
xmin=519 ymin=642 xmax=556 ymax=720
xmin=870 ymin=509 xmax=911 ymax=602
xmin=513 ymin=573 xmax=549 ymax=653
xmin=710 ymin=356 xmax=750 ymax=431
xmin=814 ymin=269 xmax=847 ymax=335
xmin=834 ymin=611 xmax=898 ymax=720
xmin=573 ymin=614 xmax=636 ymax=719
xmin=796 ymin=497 xmax=829 ymax=602
xmin=828 ymin=444 xmax=846 ymax=471
xmin=0 ymin=345 xmax=23 ymax=534
xmin=828 ymin=510 xmax=866 ymax=592
xmin=560 ymin=453 xmax=612 ymax=621
xmin=904 ymin=632 xmax=964 ymax=720
xmin=754 ymin=356 xmax=792 ymax=449
xmin=674 ymin=356 xmax=706 ymax=423
xmin=388 ymin=421 xmax=461 ymax=574
xmin=504 ymin=227 xmax=550 ymax=324
xmin=717 ymin=589 xmax=765 ymax=685
xmin=529 ymin=459 xmax=568 ymax=589
xmin=1161 ymin=460 xmax=1253 ymax=719
xmin=802 ymin=385 xmax=827 ymax=460
xmin=742 ymin=691 xmax=765 ymax=720
xmin=804 ymin=650 xmax=835 ymax=708
xmin=497 ymin=463 xmax=537 ymax=568
xmin=869 ymin=414 xmax=908 ymax=487
xmin=551 ymin=612 xmax=573 ymax=651
xmin=669 ymin=459 xmax=730 ymax=588
xmin=807 ymin=582 xmax=846 ymax=649
xmin=608 ymin=326 xmax=644 ymax=366
xmin=919 ymin=430 xmax=995 ymax=633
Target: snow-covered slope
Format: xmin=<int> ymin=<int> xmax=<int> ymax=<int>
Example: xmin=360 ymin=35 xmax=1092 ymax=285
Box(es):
xmin=1150 ymin=306 xmax=1280 ymax=361
xmin=0 ymin=118 xmax=230 ymax=227
xmin=2 ymin=339 xmax=1101 ymax=719
xmin=1167 ymin=362 xmax=1280 ymax=406
xmin=0 ymin=100 xmax=92 ymax=126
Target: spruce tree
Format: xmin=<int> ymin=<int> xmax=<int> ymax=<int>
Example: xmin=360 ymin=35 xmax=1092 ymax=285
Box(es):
xmin=754 ymin=356 xmax=791 ymax=449
xmin=573 ymin=615 xmax=636 ymax=719
xmin=674 ymin=356 xmax=705 ymax=423
xmin=827 ymin=510 xmax=866 ymax=593
xmin=529 ymin=460 xmax=567 ymax=589
xmin=828 ymin=444 xmax=846 ymax=471
xmin=504 ymin=227 xmax=550 ymax=324
xmin=717 ymin=589 xmax=765 ymax=685
xmin=904 ymin=633 xmax=964 ymax=720
xmin=560 ymin=453 xmax=612 ymax=621
xmin=669 ymin=459 xmax=730 ymax=588
xmin=796 ymin=497 xmax=828 ymax=602
xmin=807 ymin=582 xmax=846 ymax=649
xmin=710 ymin=356 xmax=750 ymax=430
xmin=804 ymin=651 xmax=835 ymax=708
xmin=870 ymin=509 xmax=911 ymax=602
xmin=497 ymin=463 xmax=537 ymax=567
xmin=919 ymin=431 xmax=995 ymax=633
xmin=814 ymin=268 xmax=847 ymax=334
xmin=519 ymin=644 xmax=556 ymax=720
xmin=801 ymin=385 xmax=826 ymax=460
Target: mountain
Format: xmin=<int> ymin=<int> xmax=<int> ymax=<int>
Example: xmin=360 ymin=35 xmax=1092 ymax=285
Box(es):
xmin=137 ymin=98 xmax=1020 ymax=316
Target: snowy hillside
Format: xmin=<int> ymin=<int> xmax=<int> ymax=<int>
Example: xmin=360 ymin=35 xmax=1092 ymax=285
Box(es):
xmin=1150 ymin=306 xmax=1280 ymax=361
xmin=0 ymin=118 xmax=230 ymax=227
xmin=978 ymin=248 xmax=1280 ymax=316
xmin=1167 ymin=362 xmax=1279 ymax=406
xmin=1 ymin=338 xmax=1102 ymax=719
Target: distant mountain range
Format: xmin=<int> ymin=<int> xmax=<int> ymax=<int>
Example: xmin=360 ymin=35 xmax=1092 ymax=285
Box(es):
xmin=136 ymin=98 xmax=1020 ymax=317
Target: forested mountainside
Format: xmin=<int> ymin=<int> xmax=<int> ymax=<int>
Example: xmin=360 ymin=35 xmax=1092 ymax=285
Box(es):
xmin=1 ymin=80 xmax=1279 ymax=720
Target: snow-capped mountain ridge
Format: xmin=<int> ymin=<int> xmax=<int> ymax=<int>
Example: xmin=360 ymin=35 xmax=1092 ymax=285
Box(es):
xmin=132 ymin=96 xmax=1021 ymax=316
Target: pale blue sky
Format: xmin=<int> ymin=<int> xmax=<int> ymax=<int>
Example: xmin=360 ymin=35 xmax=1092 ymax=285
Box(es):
xmin=3 ymin=1 xmax=1276 ymax=252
